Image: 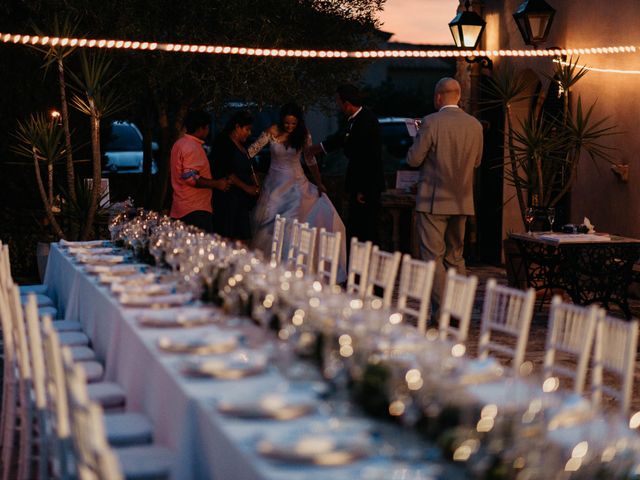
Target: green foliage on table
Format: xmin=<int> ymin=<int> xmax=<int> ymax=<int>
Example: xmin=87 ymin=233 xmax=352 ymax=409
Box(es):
xmin=351 ymin=362 xmax=392 ymax=418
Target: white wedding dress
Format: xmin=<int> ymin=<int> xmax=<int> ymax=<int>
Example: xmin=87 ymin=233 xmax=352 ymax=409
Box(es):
xmin=248 ymin=131 xmax=347 ymax=282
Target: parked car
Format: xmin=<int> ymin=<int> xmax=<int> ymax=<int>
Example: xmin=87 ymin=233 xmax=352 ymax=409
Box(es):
xmin=379 ymin=117 xmax=419 ymax=172
xmin=319 ymin=116 xmax=420 ymax=177
xmin=102 ymin=121 xmax=158 ymax=174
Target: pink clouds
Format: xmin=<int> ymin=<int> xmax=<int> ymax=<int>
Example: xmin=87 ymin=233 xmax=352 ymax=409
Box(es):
xmin=380 ymin=0 xmax=458 ymax=45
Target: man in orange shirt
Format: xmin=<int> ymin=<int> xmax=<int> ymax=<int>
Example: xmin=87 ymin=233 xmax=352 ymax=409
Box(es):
xmin=170 ymin=110 xmax=230 ymax=232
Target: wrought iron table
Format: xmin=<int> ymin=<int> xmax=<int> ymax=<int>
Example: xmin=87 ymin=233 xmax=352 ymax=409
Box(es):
xmin=509 ymin=232 xmax=640 ymax=318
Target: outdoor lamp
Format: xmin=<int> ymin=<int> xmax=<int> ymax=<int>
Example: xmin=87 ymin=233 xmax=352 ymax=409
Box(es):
xmin=449 ymin=0 xmax=486 ymax=49
xmin=513 ymin=0 xmax=556 ymax=46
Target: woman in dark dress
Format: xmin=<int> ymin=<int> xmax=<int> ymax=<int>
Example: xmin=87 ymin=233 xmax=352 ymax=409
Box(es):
xmin=209 ymin=111 xmax=260 ymax=240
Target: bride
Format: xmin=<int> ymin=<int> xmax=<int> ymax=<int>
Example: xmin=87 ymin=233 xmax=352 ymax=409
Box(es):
xmin=248 ymin=103 xmax=347 ymax=281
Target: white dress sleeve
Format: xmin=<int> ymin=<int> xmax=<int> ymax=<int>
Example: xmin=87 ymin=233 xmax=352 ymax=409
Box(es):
xmin=247 ymin=131 xmax=272 ymax=158
xmin=302 ymin=133 xmax=317 ymax=167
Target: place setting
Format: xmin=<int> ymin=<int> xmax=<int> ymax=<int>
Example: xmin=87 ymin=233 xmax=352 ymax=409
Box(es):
xmin=157 ymin=330 xmax=241 ymax=355
xmin=119 ymin=291 xmax=193 ymax=309
xmin=255 ymin=419 xmax=373 ymax=466
xmin=98 ymin=271 xmax=157 ymax=286
xmin=180 ymin=349 xmax=269 ymax=380
xmin=84 ymin=263 xmax=144 ymax=276
xmin=136 ymin=307 xmax=222 ymax=328
xmin=216 ymin=389 xmax=318 ymax=421
xmin=112 ymin=281 xmax=176 ymax=296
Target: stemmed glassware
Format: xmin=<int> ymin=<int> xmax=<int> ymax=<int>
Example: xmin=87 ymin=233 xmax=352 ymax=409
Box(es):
xmin=525 ymin=207 xmax=535 ymax=234
xmin=547 ymin=207 xmax=556 ymax=232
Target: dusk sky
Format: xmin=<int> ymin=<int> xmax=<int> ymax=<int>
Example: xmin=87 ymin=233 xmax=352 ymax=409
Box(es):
xmin=379 ymin=0 xmax=459 ymax=45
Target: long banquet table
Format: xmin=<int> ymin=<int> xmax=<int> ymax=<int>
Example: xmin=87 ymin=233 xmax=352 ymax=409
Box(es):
xmin=44 ymin=243 xmax=457 ymax=480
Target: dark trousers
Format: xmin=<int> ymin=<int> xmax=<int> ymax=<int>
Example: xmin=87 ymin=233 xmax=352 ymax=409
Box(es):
xmin=347 ymin=192 xmax=380 ymax=245
xmin=177 ymin=210 xmax=213 ymax=233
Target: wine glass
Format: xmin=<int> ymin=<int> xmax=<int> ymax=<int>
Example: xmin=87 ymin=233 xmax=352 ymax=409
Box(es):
xmin=525 ymin=207 xmax=535 ymax=234
xmin=547 ymin=207 xmax=556 ymax=232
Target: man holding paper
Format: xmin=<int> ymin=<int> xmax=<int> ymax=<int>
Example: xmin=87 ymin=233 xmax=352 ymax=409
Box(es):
xmin=406 ymin=77 xmax=483 ymax=315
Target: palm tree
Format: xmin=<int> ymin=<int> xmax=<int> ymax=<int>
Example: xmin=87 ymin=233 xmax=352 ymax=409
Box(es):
xmin=32 ymin=15 xmax=79 ymax=204
xmin=69 ymin=51 xmax=125 ymax=239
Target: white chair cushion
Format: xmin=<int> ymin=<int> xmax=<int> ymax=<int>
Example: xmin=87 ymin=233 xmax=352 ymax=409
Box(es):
xmin=21 ymin=293 xmax=54 ymax=307
xmin=105 ymin=413 xmax=154 ymax=447
xmin=19 ymin=284 xmax=48 ymax=295
xmin=70 ymin=346 xmax=97 ymax=362
xmin=53 ymin=320 xmax=83 ymax=332
xmin=78 ymin=360 xmax=104 ymax=383
xmin=86 ymin=382 xmax=126 ymax=409
xmin=38 ymin=306 xmax=59 ymax=319
xmin=115 ymin=445 xmax=174 ymax=479
xmin=58 ymin=331 xmax=90 ymax=347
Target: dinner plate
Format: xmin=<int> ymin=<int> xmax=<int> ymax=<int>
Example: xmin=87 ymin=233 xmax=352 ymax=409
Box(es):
xmin=256 ymin=425 xmax=370 ymax=466
xmin=181 ymin=350 xmax=267 ymax=379
xmin=86 ymin=264 xmax=143 ymax=275
xmin=137 ymin=309 xmax=220 ymax=328
xmin=68 ymin=247 xmax=114 ymax=255
xmin=99 ymin=272 xmax=156 ymax=285
xmin=120 ymin=292 xmax=192 ymax=308
xmin=217 ymin=392 xmax=316 ymax=420
xmin=60 ymin=239 xmax=106 ymax=248
xmin=157 ymin=331 xmax=238 ymax=355
xmin=113 ymin=282 xmax=175 ymax=296
xmin=77 ymin=254 xmax=125 ymax=265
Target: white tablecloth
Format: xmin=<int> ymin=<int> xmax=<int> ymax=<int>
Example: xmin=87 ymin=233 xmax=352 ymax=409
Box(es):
xmin=44 ymin=243 xmax=454 ymax=480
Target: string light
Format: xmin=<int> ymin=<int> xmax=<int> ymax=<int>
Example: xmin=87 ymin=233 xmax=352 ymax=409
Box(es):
xmin=0 ymin=31 xmax=636 ymax=59
xmin=554 ymin=58 xmax=640 ymax=75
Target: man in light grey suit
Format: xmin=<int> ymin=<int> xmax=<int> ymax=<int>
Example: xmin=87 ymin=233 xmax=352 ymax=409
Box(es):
xmin=406 ymin=77 xmax=483 ymax=314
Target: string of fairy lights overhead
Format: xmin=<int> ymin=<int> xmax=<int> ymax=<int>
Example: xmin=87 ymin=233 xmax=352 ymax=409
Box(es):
xmin=0 ymin=32 xmax=637 ymax=62
xmin=554 ymin=58 xmax=640 ymax=75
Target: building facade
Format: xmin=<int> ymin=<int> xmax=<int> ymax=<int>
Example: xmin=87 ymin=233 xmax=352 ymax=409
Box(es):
xmin=476 ymin=0 xmax=640 ymax=240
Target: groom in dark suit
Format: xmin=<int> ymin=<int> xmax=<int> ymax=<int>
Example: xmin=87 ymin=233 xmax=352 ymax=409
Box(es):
xmin=309 ymin=84 xmax=385 ymax=243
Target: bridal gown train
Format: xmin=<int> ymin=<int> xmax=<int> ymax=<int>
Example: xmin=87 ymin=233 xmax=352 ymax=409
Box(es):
xmin=248 ymin=131 xmax=347 ymax=282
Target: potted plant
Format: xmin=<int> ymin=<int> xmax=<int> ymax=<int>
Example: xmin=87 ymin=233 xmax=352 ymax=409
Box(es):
xmin=483 ymin=58 xmax=619 ymax=230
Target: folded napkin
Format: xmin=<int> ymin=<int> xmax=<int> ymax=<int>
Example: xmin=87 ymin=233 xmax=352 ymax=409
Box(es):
xmin=112 ymin=282 xmax=175 ymax=295
xmin=77 ymin=253 xmax=125 ymax=264
xmin=583 ymin=217 xmax=596 ymax=234
xmin=547 ymin=393 xmax=594 ymax=430
xmin=86 ymin=264 xmax=142 ymax=275
xmin=458 ymin=357 xmax=504 ymax=385
xmin=68 ymin=247 xmax=113 ymax=255
xmin=60 ymin=239 xmax=105 ymax=248
xmin=120 ymin=292 xmax=192 ymax=307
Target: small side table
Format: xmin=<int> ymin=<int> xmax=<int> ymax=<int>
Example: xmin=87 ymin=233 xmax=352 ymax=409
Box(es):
xmin=381 ymin=189 xmax=419 ymax=258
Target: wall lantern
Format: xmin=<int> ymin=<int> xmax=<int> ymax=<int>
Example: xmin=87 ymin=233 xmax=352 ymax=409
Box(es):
xmin=449 ymin=0 xmax=486 ymax=49
xmin=513 ymin=0 xmax=556 ymax=46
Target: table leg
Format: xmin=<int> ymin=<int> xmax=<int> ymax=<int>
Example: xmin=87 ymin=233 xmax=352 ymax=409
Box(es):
xmin=390 ymin=209 xmax=401 ymax=253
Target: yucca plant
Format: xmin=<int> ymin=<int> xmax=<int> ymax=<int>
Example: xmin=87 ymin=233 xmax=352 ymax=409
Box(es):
xmin=483 ymin=57 xmax=619 ymax=228
xmin=482 ymin=63 xmax=533 ymax=225
xmin=11 ymin=114 xmax=67 ymax=238
xmin=59 ymin=179 xmax=109 ymax=238
xmin=68 ymin=50 xmax=126 ymax=240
